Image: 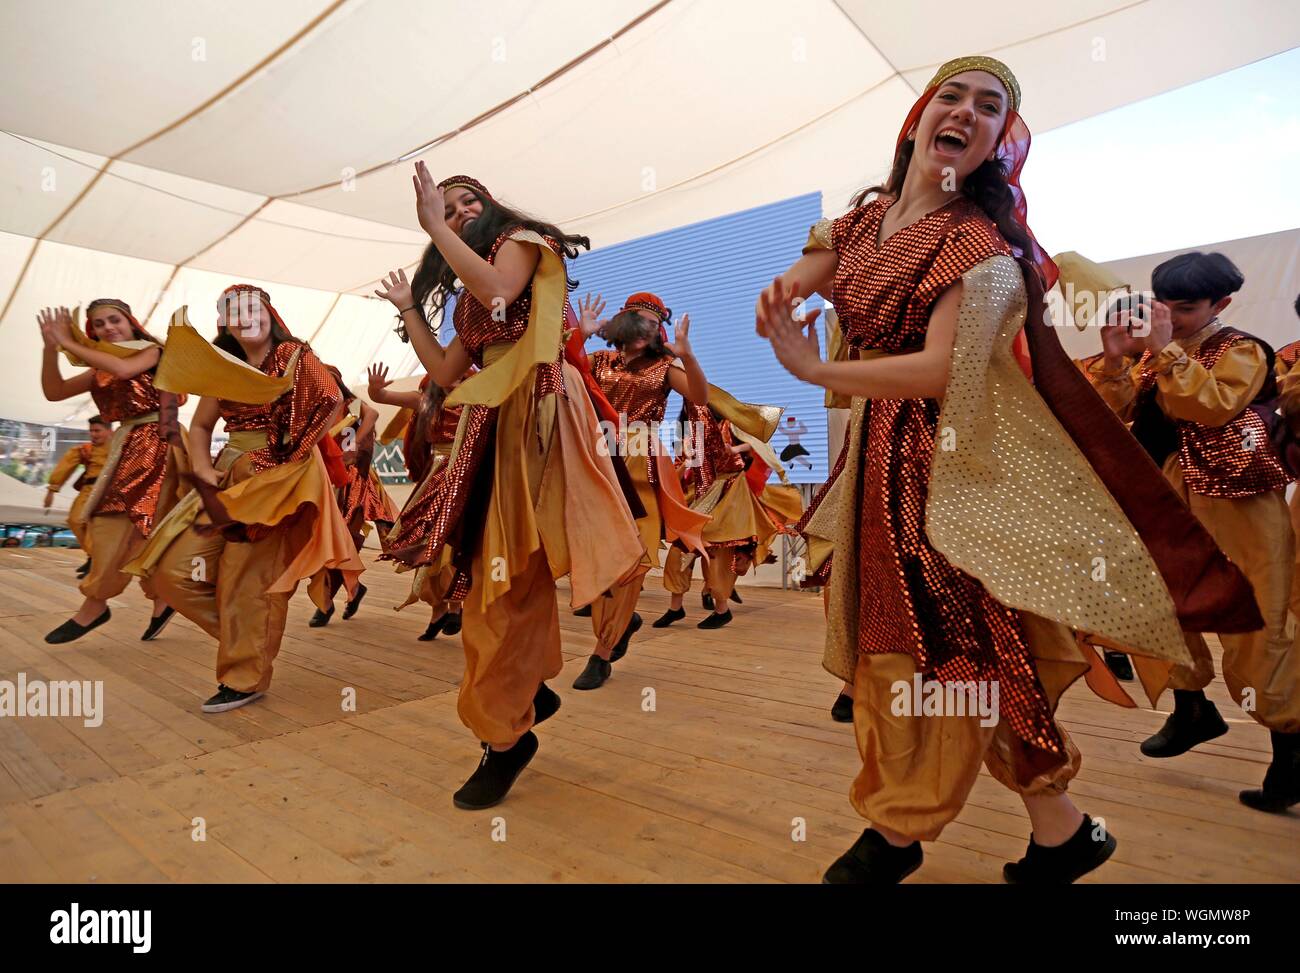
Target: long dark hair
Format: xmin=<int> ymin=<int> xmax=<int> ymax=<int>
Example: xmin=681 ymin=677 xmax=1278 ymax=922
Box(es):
xmin=851 ymin=139 xmax=1034 ymax=262
xmin=410 ymin=191 xmax=590 ymax=318
xmin=212 ymin=298 xmax=295 ymax=363
xmin=603 ymin=309 xmax=672 ymax=361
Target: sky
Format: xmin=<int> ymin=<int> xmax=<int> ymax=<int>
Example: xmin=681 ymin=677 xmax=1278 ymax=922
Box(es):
xmin=1022 ymin=46 xmax=1300 ymax=261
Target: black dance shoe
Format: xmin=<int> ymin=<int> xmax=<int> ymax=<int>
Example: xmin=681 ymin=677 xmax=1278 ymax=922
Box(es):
xmin=45 ymin=609 xmax=111 ymax=644
xmin=573 ymin=604 xmax=593 ymax=617
xmin=697 ymin=609 xmax=732 ymax=630
xmin=308 ymin=606 xmax=333 ymax=628
xmin=443 ymin=612 xmax=462 ymax=636
xmin=1239 ymin=731 xmax=1300 ymax=813
xmin=75 ymin=557 xmax=92 ymax=578
xmin=1103 ymin=650 xmax=1134 ymax=681
xmin=822 ymin=828 xmax=923 ymax=884
xmin=201 ymin=685 xmax=265 ymax=714
xmin=1140 ymin=690 xmax=1228 ymax=758
xmin=701 ymin=591 xmax=714 ymax=611
xmin=730 ymin=589 xmax=743 ymax=604
xmin=830 ymin=693 xmax=854 ymax=723
xmin=572 ymin=655 xmax=611 ymax=691
xmin=609 ymin=612 xmax=642 ymax=663
xmin=652 ymin=607 xmax=686 ymax=628
xmin=1003 ymin=814 xmax=1117 ymax=884
xmin=453 ymin=731 xmax=539 ymax=810
xmin=140 ymin=606 xmax=176 ymax=641
xmin=534 ymin=683 xmax=561 ymax=726
xmin=342 ymin=583 xmax=367 ymax=620
xmin=418 ymin=613 xmax=449 ymax=641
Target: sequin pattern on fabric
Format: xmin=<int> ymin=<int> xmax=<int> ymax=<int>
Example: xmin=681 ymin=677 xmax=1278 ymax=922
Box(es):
xmin=88 ymin=369 xmax=167 ymax=534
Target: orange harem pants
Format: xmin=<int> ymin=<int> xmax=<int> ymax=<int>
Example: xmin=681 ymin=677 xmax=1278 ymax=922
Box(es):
xmin=1165 ymin=466 xmax=1300 ymax=734
xmin=67 ymin=485 xmax=94 ymax=553
xmin=849 ymin=644 xmax=1080 ymax=842
xmin=79 ymin=513 xmax=156 ymax=602
xmin=662 ymin=545 xmax=738 ymax=603
xmin=590 ymin=450 xmax=655 ymax=662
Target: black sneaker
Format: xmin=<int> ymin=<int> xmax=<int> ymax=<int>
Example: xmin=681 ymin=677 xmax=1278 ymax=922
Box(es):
xmin=75 ymin=557 xmax=92 ymax=578
xmin=823 ymin=828 xmax=923 ymax=884
xmin=453 ymin=732 xmax=539 ymax=810
xmin=1003 ymin=814 xmax=1117 ymax=884
xmin=342 ymin=583 xmax=367 ymax=620
xmin=308 ymin=606 xmax=333 ymax=628
xmin=45 ymin=608 xmax=111 ymax=644
xmin=1140 ymin=691 xmax=1228 ymax=758
xmin=1103 ymin=650 xmax=1134 ymax=681
xmin=652 ymin=607 xmax=686 ymax=628
xmin=573 ymin=604 xmax=593 ymax=618
xmin=140 ymin=606 xmax=176 ymax=641
xmin=830 ymin=692 xmax=854 ymax=723
xmin=702 ymin=591 xmax=714 ymax=611
xmin=534 ymin=683 xmax=561 ymax=726
xmin=1239 ymin=731 xmax=1300 ymax=814
xmin=443 ymin=612 xmax=462 ymax=636
xmin=609 ymin=612 xmax=642 ymax=663
xmin=201 ymin=684 xmax=264 ymax=714
xmin=697 ymin=609 xmax=732 ymax=630
xmin=572 ymin=654 xmax=611 ymax=691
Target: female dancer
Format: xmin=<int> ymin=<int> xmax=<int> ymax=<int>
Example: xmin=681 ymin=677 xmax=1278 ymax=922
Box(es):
xmin=368 ymin=363 xmax=467 ymax=641
xmin=379 ymin=166 xmax=644 ymax=809
xmin=38 ymin=302 xmax=181 ymax=643
xmin=565 ymin=292 xmax=710 ymax=687
xmin=306 ymin=365 xmax=400 ymax=626
xmin=126 ymin=285 xmax=362 ymax=713
xmin=657 ymin=398 xmax=802 ymax=628
xmin=758 ymin=55 xmax=1260 ymax=883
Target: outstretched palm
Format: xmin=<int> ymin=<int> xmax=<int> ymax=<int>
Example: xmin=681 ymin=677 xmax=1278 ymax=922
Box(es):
xmin=662 ymin=313 xmax=693 ymax=359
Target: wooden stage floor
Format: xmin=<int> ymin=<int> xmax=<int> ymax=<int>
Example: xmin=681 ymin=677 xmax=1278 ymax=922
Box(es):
xmin=1 ymin=546 xmax=1296 ymax=884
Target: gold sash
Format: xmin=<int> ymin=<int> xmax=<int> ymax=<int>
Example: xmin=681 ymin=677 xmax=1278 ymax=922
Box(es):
xmin=153 ymin=307 xmax=293 ymax=404
xmin=81 ymin=411 xmax=158 ymax=520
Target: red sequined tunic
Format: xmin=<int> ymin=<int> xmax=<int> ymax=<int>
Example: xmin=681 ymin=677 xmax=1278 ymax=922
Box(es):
xmin=333 ymin=408 xmax=396 ymax=529
xmin=218 ymin=341 xmax=340 ymax=476
xmin=383 ymin=228 xmax=569 ymax=574
xmin=680 ymin=404 xmax=744 ymax=496
xmin=822 ymin=196 xmax=1062 ymax=755
xmin=589 ymin=350 xmax=674 ymax=488
xmin=88 ymin=368 xmax=168 ymax=536
xmin=403 ymin=374 xmax=467 ymax=486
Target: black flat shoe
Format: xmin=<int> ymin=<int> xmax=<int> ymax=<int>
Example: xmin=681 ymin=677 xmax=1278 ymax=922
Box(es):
xmin=697 ymin=609 xmax=732 ymax=630
xmin=1140 ymin=690 xmax=1228 ymax=758
xmin=308 ymin=606 xmax=333 ymax=628
xmin=572 ymin=654 xmax=611 ymax=691
xmin=140 ymin=606 xmax=176 ymax=641
xmin=453 ymin=732 xmax=539 ymax=810
xmin=534 ymin=683 xmax=561 ymax=726
xmin=442 ymin=612 xmax=462 ymax=636
xmin=830 ymin=693 xmax=854 ymax=723
xmin=1003 ymin=814 xmax=1117 ymax=884
xmin=1239 ymin=730 xmax=1300 ymax=813
xmin=822 ymin=828 xmax=923 ymax=884
xmin=45 ymin=608 xmax=111 ymax=644
xmin=1103 ymin=650 xmax=1134 ymax=681
xmin=201 ymin=684 xmax=265 ymax=714
xmin=75 ymin=557 xmax=92 ymax=578
xmin=573 ymin=604 xmax=592 ymax=617
xmin=652 ymin=607 xmax=686 ymax=628
xmin=342 ymin=583 xmax=367 ymax=620
xmin=730 ymin=589 xmax=743 ymax=604
xmin=609 ymin=612 xmax=642 ymax=663
xmin=701 ymin=591 xmax=714 ymax=611
xmin=418 ymin=614 xmax=448 ymax=641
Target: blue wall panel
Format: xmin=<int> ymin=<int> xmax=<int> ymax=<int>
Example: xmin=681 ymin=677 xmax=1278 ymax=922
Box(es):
xmin=568 ymin=192 xmax=827 ymax=483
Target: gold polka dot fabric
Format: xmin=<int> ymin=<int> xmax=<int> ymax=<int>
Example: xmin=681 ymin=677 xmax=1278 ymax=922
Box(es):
xmin=589 ymin=351 xmax=673 ymax=425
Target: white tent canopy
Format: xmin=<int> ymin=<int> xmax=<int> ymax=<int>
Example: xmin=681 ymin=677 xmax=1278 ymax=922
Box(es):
xmin=2 ymin=0 xmax=1298 ymax=424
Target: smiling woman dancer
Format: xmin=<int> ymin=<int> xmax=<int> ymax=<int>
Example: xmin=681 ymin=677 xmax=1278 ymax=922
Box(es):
xmin=379 ymin=164 xmax=644 ymax=810
xmin=38 ymin=302 xmax=183 ymax=644
xmin=758 ymin=55 xmax=1261 ymax=884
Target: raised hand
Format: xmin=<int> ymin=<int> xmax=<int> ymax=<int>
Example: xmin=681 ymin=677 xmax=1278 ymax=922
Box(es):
xmin=758 ymin=278 xmax=823 ymax=382
xmin=412 ymin=161 xmax=446 ymax=239
xmin=37 ymin=308 xmax=59 ymax=349
xmin=662 ymin=313 xmax=694 ymax=360
xmin=577 ymin=292 xmax=608 ymax=338
xmin=367 ymin=363 xmax=393 ymax=400
xmin=1100 ymin=302 xmax=1150 ymax=362
xmin=374 ymin=269 xmax=414 ymax=311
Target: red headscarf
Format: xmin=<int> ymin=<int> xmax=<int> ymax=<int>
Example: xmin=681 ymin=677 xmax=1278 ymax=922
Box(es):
xmin=620 ymin=291 xmax=671 ymax=343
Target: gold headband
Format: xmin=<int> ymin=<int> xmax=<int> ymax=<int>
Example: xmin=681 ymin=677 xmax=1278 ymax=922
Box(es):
xmin=926 ymin=55 xmax=1020 ymax=112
